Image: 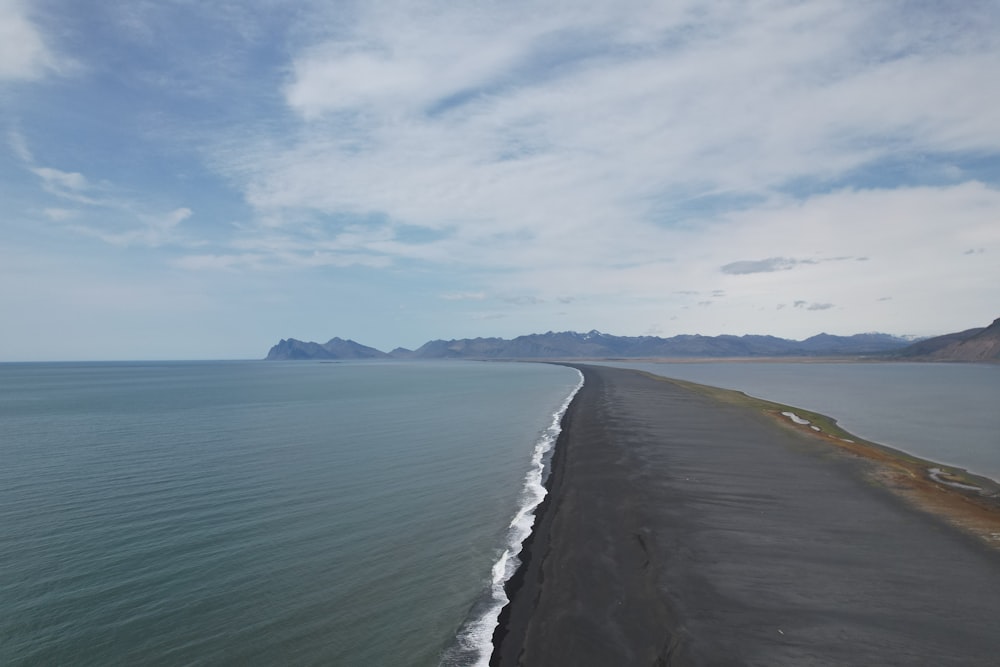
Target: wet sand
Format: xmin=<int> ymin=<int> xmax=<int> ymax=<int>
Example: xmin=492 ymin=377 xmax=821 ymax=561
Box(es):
xmin=492 ymin=364 xmax=1000 ymax=666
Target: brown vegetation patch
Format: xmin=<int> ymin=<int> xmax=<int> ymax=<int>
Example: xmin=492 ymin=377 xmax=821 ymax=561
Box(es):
xmin=644 ymin=372 xmax=1000 ymax=552
xmin=766 ymin=410 xmax=1000 ymax=551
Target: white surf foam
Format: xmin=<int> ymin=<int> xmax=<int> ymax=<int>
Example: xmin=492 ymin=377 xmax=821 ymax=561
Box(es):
xmin=441 ymin=369 xmax=583 ymax=667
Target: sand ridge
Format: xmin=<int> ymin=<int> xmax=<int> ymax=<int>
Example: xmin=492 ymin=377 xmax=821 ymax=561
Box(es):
xmin=492 ymin=364 xmax=1000 ymax=666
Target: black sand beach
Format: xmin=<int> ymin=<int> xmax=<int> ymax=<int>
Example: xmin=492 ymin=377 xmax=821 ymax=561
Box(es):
xmin=492 ymin=364 xmax=1000 ymax=666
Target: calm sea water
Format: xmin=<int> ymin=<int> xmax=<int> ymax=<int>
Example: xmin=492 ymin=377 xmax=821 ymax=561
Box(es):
xmin=0 ymin=360 xmax=581 ymax=666
xmin=600 ymin=361 xmax=1000 ymax=482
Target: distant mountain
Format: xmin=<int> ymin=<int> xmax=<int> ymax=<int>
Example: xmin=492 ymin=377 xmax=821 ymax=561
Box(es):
xmin=400 ymin=330 xmax=909 ymax=359
xmin=265 ymin=337 xmax=389 ymax=360
xmin=265 ymin=330 xmax=912 ymax=360
xmin=893 ymin=318 xmax=1000 ymax=362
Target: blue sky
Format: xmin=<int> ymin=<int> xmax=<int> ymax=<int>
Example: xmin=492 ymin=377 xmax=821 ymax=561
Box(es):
xmin=2 ymin=0 xmax=999 ymax=360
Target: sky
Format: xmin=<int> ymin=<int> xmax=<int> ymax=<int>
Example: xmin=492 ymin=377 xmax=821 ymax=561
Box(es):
xmin=2 ymin=0 xmax=999 ymax=360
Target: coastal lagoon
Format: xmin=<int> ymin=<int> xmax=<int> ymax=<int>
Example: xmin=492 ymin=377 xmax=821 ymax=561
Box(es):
xmin=598 ymin=361 xmax=1000 ymax=482
xmin=0 ymin=360 xmax=580 ymax=666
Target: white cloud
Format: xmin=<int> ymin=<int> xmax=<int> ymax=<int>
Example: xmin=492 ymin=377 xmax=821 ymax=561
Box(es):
xmin=286 ymin=51 xmax=428 ymax=118
xmin=5 ymin=0 xmax=1000 ymax=357
xmin=173 ymin=247 xmax=392 ymax=272
xmin=440 ymin=291 xmax=487 ymax=301
xmin=26 ymin=164 xmax=104 ymax=205
xmin=678 ymin=182 xmax=1000 ymax=335
xmin=221 ymin=2 xmax=1000 ymax=260
xmin=722 ymin=257 xmax=801 ymax=275
xmin=70 ymin=207 xmax=193 ymax=247
xmin=43 ymin=207 xmax=76 ymax=221
xmin=159 ymin=207 xmax=192 ymax=229
xmin=8 ymin=129 xmax=33 ymax=161
xmin=0 ymin=0 xmax=59 ymax=80
xmin=282 ymin=3 xmax=591 ymax=119
xmin=16 ymin=131 xmax=195 ymax=248
xmin=31 ymin=166 xmax=89 ymax=192
xmin=721 ymin=255 xmax=861 ymax=275
xmin=172 ymin=253 xmax=262 ymax=272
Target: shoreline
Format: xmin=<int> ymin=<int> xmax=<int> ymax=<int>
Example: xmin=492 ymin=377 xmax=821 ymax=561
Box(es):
xmin=592 ymin=358 xmax=1000 ymax=487
xmin=491 ymin=364 xmax=1000 ymax=665
xmin=489 ymin=370 xmax=586 ymax=665
xmin=442 ymin=369 xmax=582 ymax=667
xmin=651 ymin=372 xmax=1000 ymax=547
xmin=652 ymin=371 xmax=1000 ymax=552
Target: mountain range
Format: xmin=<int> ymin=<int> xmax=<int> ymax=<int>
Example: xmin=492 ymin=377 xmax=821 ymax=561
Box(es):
xmin=266 ymin=318 xmax=1000 ymax=362
xmin=891 ymin=317 xmax=1000 ymax=362
xmin=268 ymin=329 xmax=920 ymax=361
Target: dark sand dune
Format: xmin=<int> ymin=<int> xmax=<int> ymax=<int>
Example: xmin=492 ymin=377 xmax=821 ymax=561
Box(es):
xmin=492 ymin=364 xmax=1000 ymax=666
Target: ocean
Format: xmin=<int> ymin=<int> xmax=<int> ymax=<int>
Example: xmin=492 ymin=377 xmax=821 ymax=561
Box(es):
xmin=4 ymin=359 xmax=997 ymax=666
xmin=0 ymin=360 xmax=581 ymax=666
xmin=598 ymin=360 xmax=1000 ymax=482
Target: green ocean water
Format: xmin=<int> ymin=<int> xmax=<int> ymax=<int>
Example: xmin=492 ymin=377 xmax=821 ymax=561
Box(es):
xmin=0 ymin=360 xmax=581 ymax=666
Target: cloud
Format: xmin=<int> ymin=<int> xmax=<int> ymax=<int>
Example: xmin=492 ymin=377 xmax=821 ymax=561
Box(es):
xmin=172 ymin=252 xmax=273 ymax=272
xmin=193 ymin=1 xmax=1000 ymax=309
xmin=71 ymin=207 xmax=193 ymax=247
xmin=163 ymin=207 xmax=192 ymax=226
xmin=721 ymin=257 xmax=800 ymax=275
xmin=285 ymin=51 xmax=431 ymax=119
xmin=173 ymin=248 xmax=392 ymax=272
xmin=792 ymin=301 xmax=835 ymax=311
xmin=30 ymin=161 xmax=194 ymax=248
xmin=31 ymin=166 xmax=89 ymax=193
xmin=720 ymin=255 xmax=864 ymax=275
xmin=441 ymin=291 xmax=487 ymax=301
xmin=0 ymin=0 xmax=61 ymax=81
xmin=281 ymin=5 xmax=588 ymax=120
xmin=17 ymin=138 xmax=105 ymax=206
xmin=8 ymin=129 xmax=33 ymax=161
xmin=14 ymin=133 xmax=196 ymax=248
xmin=43 ymin=207 xmax=76 ymax=221
xmin=5 ymin=0 xmax=1000 ymax=356
xmin=502 ymin=295 xmax=544 ymax=306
